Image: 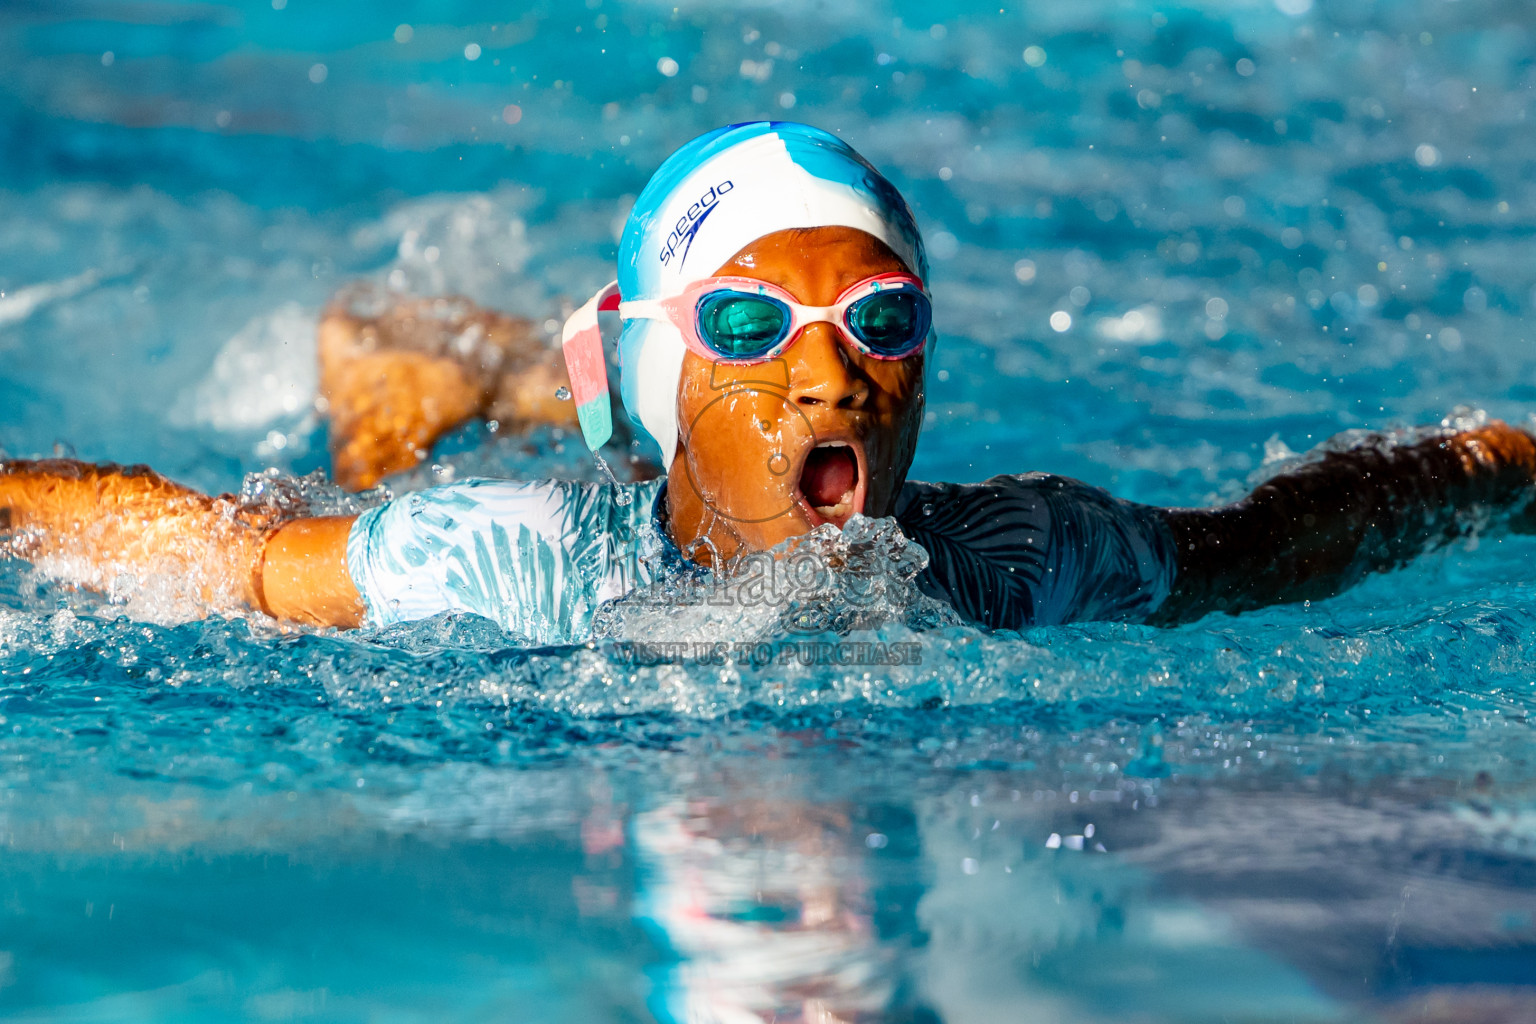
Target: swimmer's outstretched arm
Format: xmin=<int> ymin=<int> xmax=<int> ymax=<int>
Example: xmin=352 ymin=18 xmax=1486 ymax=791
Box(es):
xmin=1151 ymin=421 xmax=1536 ymax=624
xmin=0 ymin=460 xmax=362 ymax=627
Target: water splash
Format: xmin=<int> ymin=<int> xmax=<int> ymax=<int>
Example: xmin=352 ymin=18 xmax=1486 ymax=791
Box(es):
xmin=237 ymin=467 xmax=389 ymax=519
xmin=596 ymin=514 xmax=956 ymax=647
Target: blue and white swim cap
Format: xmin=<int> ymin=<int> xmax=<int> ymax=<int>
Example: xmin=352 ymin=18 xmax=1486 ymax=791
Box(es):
xmin=561 ymin=121 xmax=927 ymax=465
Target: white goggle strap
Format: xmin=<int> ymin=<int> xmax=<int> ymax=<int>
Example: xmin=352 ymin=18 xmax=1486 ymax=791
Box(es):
xmin=560 ymin=280 xmax=622 ymax=451
xmin=615 ymin=299 xmax=667 ymax=320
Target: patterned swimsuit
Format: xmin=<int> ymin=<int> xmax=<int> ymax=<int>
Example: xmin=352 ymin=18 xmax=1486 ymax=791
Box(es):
xmin=347 ymin=474 xmax=1176 ymax=644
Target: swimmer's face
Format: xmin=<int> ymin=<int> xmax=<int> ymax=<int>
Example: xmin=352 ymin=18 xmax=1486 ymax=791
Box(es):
xmin=668 ymin=225 xmax=925 ymax=563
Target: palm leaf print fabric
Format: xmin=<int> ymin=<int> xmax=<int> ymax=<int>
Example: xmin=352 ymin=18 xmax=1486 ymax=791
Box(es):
xmin=347 ymin=478 xmax=666 ymax=645
xmin=894 ymin=474 xmax=1176 ymax=629
xmin=347 ymin=472 xmax=1176 ymax=643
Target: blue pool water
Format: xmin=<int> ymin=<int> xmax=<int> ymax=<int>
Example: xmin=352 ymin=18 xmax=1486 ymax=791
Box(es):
xmin=4 ymin=0 xmax=1536 ymax=1019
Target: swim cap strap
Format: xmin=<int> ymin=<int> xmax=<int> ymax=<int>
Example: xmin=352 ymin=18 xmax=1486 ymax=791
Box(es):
xmin=560 ymin=280 xmax=622 ymax=451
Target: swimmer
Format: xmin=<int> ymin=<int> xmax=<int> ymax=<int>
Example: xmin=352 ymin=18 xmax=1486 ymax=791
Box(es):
xmin=4 ymin=121 xmax=1536 ymax=639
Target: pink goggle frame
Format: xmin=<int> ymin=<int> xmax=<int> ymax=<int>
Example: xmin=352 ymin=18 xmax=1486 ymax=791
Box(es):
xmin=617 ymin=271 xmax=930 ymax=365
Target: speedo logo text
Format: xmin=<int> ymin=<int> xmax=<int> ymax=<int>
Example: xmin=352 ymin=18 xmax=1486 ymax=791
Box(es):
xmin=659 ymin=180 xmax=734 ymax=268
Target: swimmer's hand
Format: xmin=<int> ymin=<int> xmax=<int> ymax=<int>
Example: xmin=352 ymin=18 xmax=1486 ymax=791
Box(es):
xmin=319 ymin=292 xmax=581 ymax=491
xmin=0 ymin=459 xmax=362 ymax=628
xmin=0 ymin=459 xmax=266 ymax=613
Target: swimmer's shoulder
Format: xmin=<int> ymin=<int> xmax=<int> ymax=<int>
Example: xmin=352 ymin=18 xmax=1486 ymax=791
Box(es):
xmin=894 ymin=471 xmax=1085 ymax=525
xmin=892 ymin=472 xmax=1089 ymax=572
xmin=893 ymin=473 xmax=1175 ymax=627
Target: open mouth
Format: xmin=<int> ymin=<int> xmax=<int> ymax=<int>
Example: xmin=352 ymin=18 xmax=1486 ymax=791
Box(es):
xmin=798 ymin=441 xmax=863 ymax=525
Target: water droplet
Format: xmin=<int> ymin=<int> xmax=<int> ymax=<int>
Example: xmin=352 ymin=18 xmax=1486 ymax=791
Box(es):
xmin=591 ymin=453 xmax=632 ymax=504
xmin=555 ymin=386 xmax=571 ymax=401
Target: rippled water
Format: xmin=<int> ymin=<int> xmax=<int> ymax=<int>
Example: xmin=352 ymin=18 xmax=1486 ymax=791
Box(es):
xmin=4 ymin=1 xmax=1536 ymax=1020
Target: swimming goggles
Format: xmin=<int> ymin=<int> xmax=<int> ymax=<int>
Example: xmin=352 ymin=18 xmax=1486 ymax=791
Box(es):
xmin=622 ymin=272 xmax=932 ymax=364
xmin=560 ymin=272 xmax=930 ymax=451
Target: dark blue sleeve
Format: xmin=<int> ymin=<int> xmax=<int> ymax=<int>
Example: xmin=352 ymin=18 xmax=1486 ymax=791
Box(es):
xmin=893 ymin=474 xmax=1177 ymax=629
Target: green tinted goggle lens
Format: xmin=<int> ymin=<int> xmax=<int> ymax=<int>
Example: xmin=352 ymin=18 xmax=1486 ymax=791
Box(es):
xmin=848 ymin=291 xmax=930 ymax=354
xmin=697 ymin=293 xmax=789 ymax=358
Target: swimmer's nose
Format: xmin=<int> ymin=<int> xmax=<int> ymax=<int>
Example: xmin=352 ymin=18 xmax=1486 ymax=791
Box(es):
xmin=789 ymin=322 xmax=869 ymax=411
